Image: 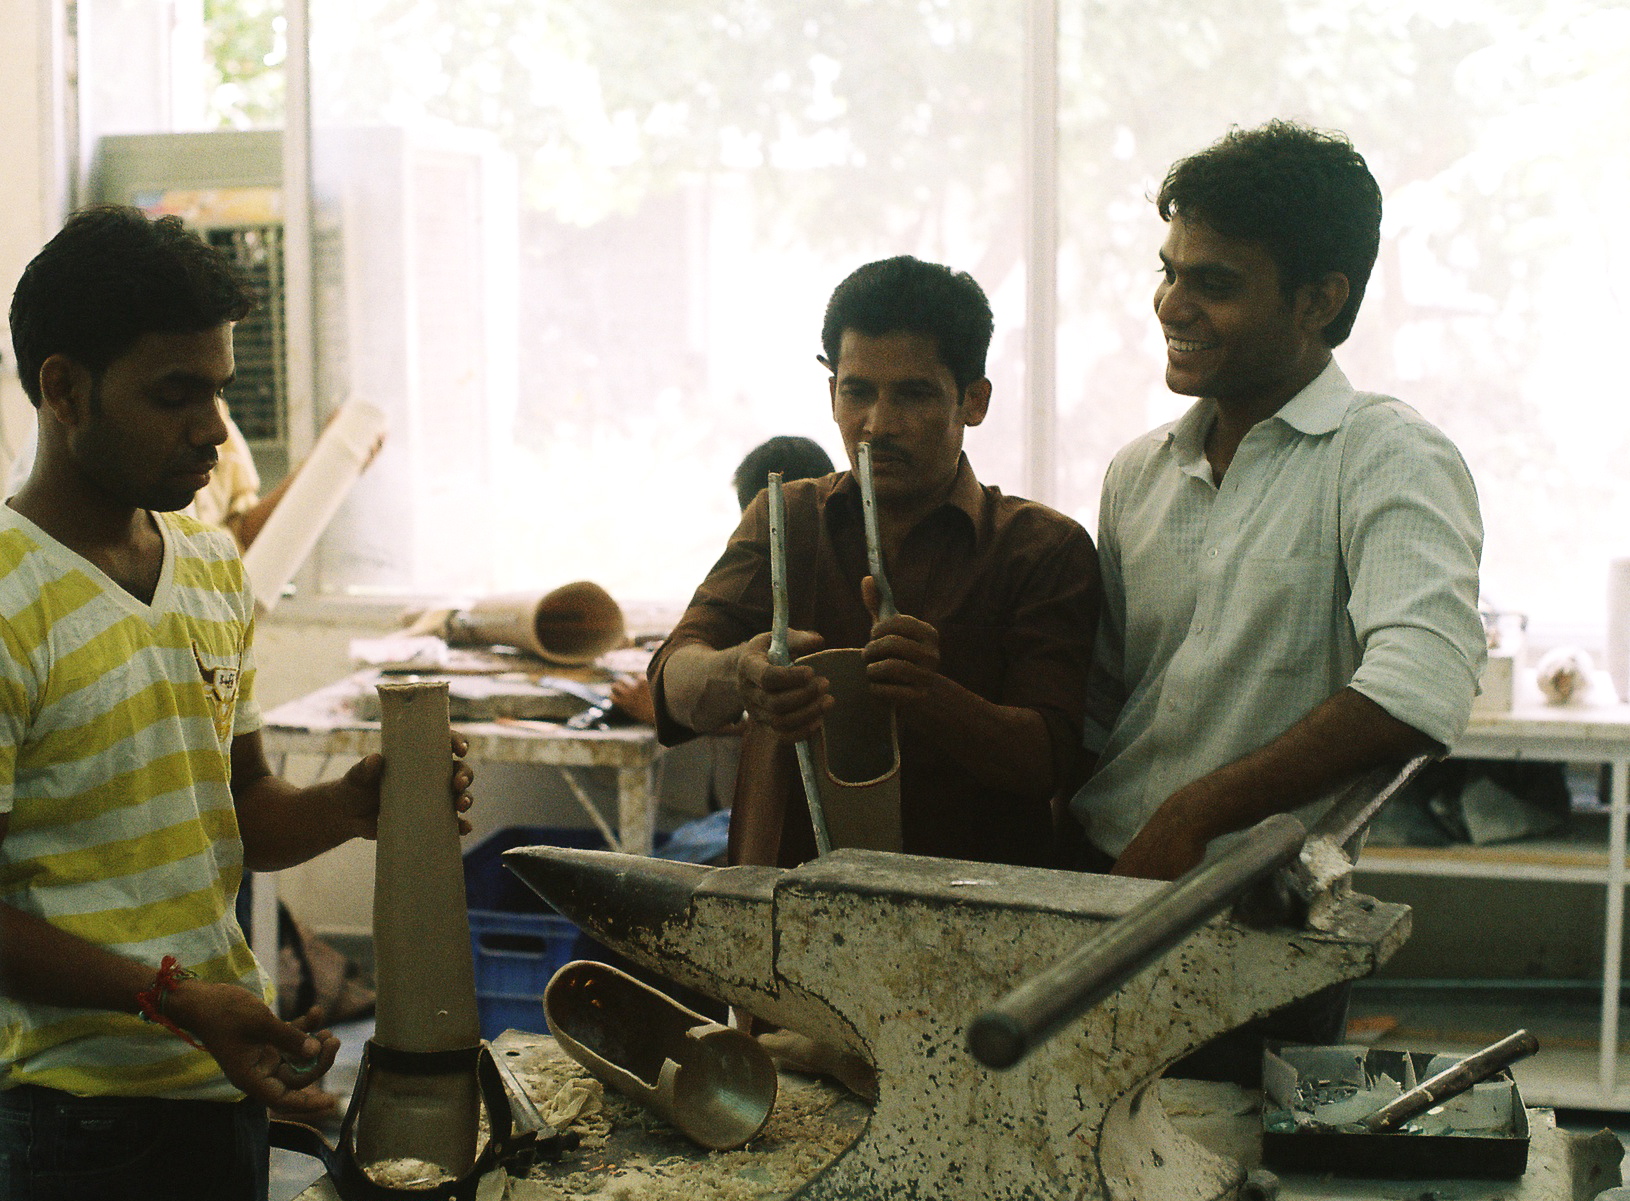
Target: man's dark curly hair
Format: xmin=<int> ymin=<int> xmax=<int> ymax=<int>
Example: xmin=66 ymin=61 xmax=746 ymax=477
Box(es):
xmin=1157 ymin=120 xmax=1382 ymax=347
xmin=9 ymin=206 xmax=255 ymax=406
xmin=732 ymin=435 xmax=834 ymax=512
xmin=820 ymin=256 xmax=993 ymax=394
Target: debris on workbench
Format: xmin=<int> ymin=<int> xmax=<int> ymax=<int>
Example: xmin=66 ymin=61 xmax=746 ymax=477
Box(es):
xmin=363 ymin=1157 xmax=459 ymax=1188
xmin=1261 ymin=1044 xmax=1530 ymax=1179
xmin=491 ymin=1033 xmax=867 ymax=1200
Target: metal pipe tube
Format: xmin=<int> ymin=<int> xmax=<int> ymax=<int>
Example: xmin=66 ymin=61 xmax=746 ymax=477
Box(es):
xmin=768 ymin=473 xmax=833 ymax=855
xmin=967 ymin=813 xmax=1307 ymax=1070
xmin=856 ymin=442 xmax=897 ymax=620
xmin=1303 ymin=754 xmax=1432 ymax=852
xmin=1361 ymin=1029 xmax=1538 ymax=1133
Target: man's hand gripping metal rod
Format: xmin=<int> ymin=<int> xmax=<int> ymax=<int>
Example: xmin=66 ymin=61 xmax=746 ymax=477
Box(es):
xmin=768 ymin=472 xmax=834 ymax=855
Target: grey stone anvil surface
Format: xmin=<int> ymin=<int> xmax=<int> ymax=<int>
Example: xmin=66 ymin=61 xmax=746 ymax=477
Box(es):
xmin=503 ymin=845 xmax=1410 ymax=1201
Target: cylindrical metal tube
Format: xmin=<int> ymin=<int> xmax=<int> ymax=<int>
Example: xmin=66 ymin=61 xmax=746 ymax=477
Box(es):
xmin=1361 ymin=1029 xmax=1538 ymax=1133
xmin=967 ymin=813 xmax=1307 ymax=1070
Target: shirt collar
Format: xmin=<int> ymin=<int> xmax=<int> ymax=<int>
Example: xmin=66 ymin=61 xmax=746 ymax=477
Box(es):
xmin=1167 ymin=358 xmax=1354 ymax=475
xmin=1271 ymin=358 xmax=1352 ymax=435
xmin=831 ymin=452 xmax=984 ymax=539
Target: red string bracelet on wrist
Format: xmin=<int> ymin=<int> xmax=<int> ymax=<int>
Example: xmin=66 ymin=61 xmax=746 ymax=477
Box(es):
xmin=135 ymin=955 xmax=205 ymax=1050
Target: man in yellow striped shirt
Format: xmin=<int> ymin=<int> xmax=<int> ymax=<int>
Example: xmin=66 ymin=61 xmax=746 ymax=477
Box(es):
xmin=0 ymin=207 xmax=473 ymax=1200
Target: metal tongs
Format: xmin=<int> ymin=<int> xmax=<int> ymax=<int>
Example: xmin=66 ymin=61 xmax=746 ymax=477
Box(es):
xmin=768 ymin=472 xmax=834 ymax=854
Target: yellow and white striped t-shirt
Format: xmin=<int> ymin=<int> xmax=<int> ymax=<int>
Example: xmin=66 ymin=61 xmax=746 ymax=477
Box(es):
xmin=0 ymin=507 xmax=267 ymax=1099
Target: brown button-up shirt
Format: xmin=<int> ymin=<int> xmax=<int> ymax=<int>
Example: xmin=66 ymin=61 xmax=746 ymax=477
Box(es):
xmin=650 ymin=455 xmax=1100 ymax=868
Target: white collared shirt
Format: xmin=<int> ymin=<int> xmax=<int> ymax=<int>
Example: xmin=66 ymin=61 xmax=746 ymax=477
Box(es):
xmin=1073 ymin=360 xmax=1486 ymax=859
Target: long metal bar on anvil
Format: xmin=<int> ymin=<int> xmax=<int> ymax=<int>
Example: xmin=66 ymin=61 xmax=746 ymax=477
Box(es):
xmin=855 ymin=441 xmax=897 ymax=620
xmin=767 ymin=471 xmax=834 ymax=855
xmin=967 ymin=812 xmax=1307 ymax=1070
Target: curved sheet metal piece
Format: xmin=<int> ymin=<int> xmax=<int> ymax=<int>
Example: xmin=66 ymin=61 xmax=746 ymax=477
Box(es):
xmin=799 ymin=647 xmax=901 ymax=852
xmin=544 ymin=960 xmax=778 ymax=1150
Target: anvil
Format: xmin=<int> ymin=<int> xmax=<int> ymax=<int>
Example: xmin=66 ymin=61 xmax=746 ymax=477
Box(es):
xmin=505 ymin=831 xmax=1411 ymax=1201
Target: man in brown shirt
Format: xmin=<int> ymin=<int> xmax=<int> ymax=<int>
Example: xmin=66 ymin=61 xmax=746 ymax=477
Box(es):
xmin=650 ymin=256 xmax=1099 ymax=868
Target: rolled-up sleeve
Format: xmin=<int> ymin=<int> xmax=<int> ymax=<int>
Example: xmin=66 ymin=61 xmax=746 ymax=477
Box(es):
xmin=648 ymin=495 xmax=773 ymax=746
xmin=1341 ymin=403 xmax=1486 ymax=747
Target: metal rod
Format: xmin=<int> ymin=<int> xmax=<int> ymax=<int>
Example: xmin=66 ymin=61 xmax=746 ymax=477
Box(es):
xmin=768 ymin=473 xmax=833 ymax=855
xmin=1361 ymin=1029 xmax=1538 ymax=1133
xmin=855 ymin=442 xmax=898 ymax=621
xmin=967 ymin=813 xmax=1307 ymax=1070
xmin=1304 ymin=754 xmax=1432 ymax=852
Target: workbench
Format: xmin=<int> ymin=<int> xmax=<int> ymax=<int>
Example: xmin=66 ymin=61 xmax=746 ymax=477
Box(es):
xmin=250 ymin=669 xmax=659 ymax=978
xmin=1358 ymin=670 xmax=1630 ymax=1110
xmin=286 ymin=1031 xmax=1613 ymax=1200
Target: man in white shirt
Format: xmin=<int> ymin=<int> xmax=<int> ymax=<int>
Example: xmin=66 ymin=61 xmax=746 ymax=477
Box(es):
xmin=1070 ymin=120 xmax=1486 ymax=886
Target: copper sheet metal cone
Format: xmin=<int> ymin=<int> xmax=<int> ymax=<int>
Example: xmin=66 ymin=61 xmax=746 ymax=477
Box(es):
xmin=544 ymin=960 xmax=778 ymax=1150
xmin=451 ymin=583 xmax=626 ymax=665
xmin=798 ymin=648 xmax=902 ymax=852
xmin=353 ymin=681 xmax=483 ymax=1179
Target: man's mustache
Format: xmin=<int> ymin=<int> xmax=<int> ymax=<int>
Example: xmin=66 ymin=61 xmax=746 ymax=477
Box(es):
xmin=864 ymin=439 xmax=908 ymax=461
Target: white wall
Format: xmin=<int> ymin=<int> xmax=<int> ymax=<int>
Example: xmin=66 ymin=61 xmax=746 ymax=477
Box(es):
xmin=0 ymin=0 xmax=56 ymax=459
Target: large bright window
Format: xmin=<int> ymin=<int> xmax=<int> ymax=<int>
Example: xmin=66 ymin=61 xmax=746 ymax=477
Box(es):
xmin=303 ymin=1 xmax=1026 ymax=601
xmin=79 ymin=0 xmax=1630 ymax=632
xmin=1051 ymin=0 xmax=1630 ymax=635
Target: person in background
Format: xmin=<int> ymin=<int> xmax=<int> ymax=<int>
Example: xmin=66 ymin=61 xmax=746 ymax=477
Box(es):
xmin=610 ymin=435 xmax=836 ymax=731
xmin=651 ymin=255 xmax=1099 ymax=870
xmin=1067 ymin=121 xmax=1483 ymax=1071
xmin=612 ymin=436 xmax=835 ymax=828
xmin=0 ymin=206 xmax=472 ymax=1200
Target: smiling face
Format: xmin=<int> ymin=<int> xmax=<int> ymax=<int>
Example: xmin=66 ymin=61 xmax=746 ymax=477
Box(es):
xmin=829 ymin=329 xmax=990 ymax=520
xmin=53 ymin=326 xmax=236 ymax=513
xmin=1154 ymin=214 xmax=1346 ymax=419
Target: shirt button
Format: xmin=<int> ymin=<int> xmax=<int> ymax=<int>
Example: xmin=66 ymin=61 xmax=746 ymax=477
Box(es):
xmin=1207 ymin=547 xmax=1219 ymax=558
xmin=1194 ymin=623 xmax=1205 ymax=634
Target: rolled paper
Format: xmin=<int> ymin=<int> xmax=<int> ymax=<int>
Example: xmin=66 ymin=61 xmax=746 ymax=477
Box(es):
xmin=242 ymin=398 xmax=387 ymax=611
xmin=447 ymin=583 xmax=626 ymax=665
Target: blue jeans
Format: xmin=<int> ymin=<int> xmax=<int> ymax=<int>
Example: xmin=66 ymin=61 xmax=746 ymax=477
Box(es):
xmin=0 ymin=1086 xmax=268 ymax=1201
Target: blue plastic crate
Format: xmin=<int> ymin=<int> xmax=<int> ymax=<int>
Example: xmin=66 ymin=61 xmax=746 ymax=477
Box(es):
xmin=463 ymin=826 xmax=608 ymax=1039
xmin=468 ymin=907 xmax=579 ymax=1040
xmin=464 ymin=825 xmax=608 ymax=913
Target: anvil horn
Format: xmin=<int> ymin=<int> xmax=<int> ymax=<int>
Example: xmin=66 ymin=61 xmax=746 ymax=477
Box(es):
xmin=504 ymin=839 xmax=1409 ymax=1200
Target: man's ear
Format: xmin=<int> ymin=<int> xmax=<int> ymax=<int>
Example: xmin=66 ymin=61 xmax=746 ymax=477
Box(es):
xmin=1301 ymin=272 xmax=1351 ymax=338
xmin=37 ymin=355 xmax=94 ymax=429
xmin=959 ymin=378 xmax=992 ymax=428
